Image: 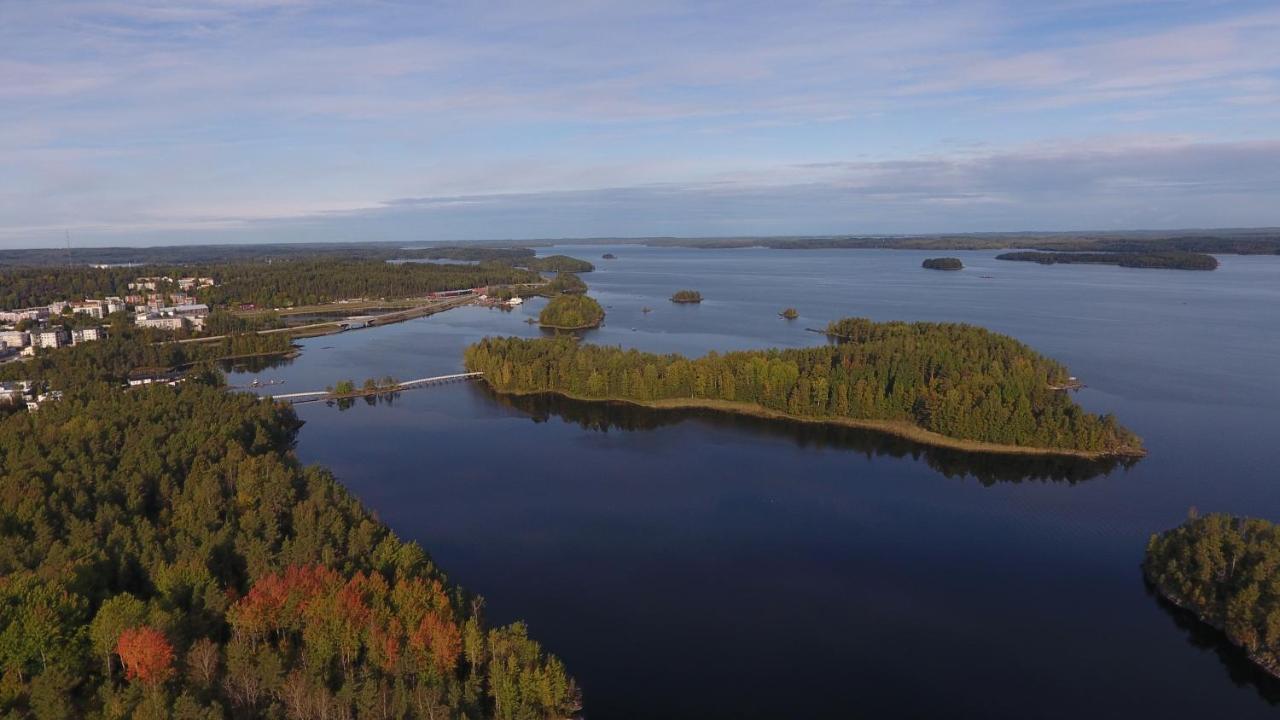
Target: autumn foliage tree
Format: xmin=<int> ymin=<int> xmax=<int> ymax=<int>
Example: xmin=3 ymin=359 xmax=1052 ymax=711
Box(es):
xmin=116 ymin=627 xmax=175 ymax=686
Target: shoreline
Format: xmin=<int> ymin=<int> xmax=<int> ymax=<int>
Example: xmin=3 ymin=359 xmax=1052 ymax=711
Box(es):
xmin=482 ymin=385 xmax=1145 ymax=460
xmin=1145 ymin=578 xmax=1280 ymax=681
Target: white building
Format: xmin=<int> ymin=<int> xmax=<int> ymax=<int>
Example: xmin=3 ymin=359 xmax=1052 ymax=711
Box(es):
xmin=0 ymin=330 xmax=28 ymax=348
xmin=70 ymin=301 xmax=104 ymax=319
xmin=0 ymin=307 xmax=49 ymax=323
xmin=33 ymin=328 xmax=68 ymax=349
xmin=72 ymin=327 xmax=104 ymax=344
xmin=104 ymin=297 xmax=127 ymax=314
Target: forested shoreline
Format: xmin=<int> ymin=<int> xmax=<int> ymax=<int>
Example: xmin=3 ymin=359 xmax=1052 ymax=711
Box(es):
xmin=996 ymin=251 xmax=1219 ymax=271
xmin=0 ymin=354 xmax=579 ymax=717
xmin=1145 ymin=514 xmax=1280 ymax=679
xmin=1 ymin=259 xmax=542 ymax=310
xmin=464 ymin=318 xmax=1144 ymax=457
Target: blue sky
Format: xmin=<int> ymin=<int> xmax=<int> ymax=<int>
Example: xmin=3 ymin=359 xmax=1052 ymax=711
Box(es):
xmin=2 ymin=0 xmax=1279 ymax=247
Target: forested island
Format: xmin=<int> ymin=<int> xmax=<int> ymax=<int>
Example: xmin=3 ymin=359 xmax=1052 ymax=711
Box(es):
xmin=0 ymin=351 xmax=578 ymax=717
xmin=922 ymin=257 xmax=964 ymax=271
xmin=538 ymin=295 xmax=606 ymax=329
xmin=464 ymin=318 xmax=1144 ymax=457
xmin=602 ymin=253 xmax=616 ymax=260
xmin=780 ymin=308 xmax=799 ymax=320
xmin=995 ymin=251 xmax=1219 ymax=271
xmin=670 ymin=290 xmax=702 ymax=304
xmin=1145 ymin=513 xmax=1280 ymax=678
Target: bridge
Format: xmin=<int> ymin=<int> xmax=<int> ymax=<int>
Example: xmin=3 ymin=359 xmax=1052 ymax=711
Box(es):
xmin=270 ymin=372 xmax=484 ymax=402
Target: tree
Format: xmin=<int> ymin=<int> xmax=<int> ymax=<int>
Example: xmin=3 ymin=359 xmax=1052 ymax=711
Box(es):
xmin=117 ymin=627 xmax=175 ymax=686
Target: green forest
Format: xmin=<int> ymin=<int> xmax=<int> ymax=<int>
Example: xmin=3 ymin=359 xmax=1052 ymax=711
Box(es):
xmin=922 ymin=258 xmax=963 ymax=270
xmin=465 ymin=318 xmax=1144 ymax=455
xmin=1145 ymin=513 xmax=1280 ymax=677
xmin=0 ymin=260 xmax=542 ymax=310
xmin=0 ymin=359 xmax=578 ymax=717
xmin=0 ymin=327 xmax=291 ymax=390
xmin=519 ymin=256 xmax=594 ymax=273
xmin=537 ymin=296 xmax=605 ymax=330
xmin=995 ymin=251 xmax=1219 ymax=271
xmin=201 ymin=261 xmax=541 ymax=308
xmin=541 ymin=273 xmax=587 ymax=296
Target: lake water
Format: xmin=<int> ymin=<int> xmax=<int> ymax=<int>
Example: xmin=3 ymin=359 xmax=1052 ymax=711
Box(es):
xmin=229 ymin=246 xmax=1280 ymax=719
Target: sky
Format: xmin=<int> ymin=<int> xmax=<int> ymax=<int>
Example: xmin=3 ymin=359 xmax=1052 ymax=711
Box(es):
xmin=2 ymin=0 xmax=1279 ymax=247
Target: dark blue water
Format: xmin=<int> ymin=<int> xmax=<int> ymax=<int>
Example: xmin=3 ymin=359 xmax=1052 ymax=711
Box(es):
xmin=229 ymin=246 xmax=1280 ymax=719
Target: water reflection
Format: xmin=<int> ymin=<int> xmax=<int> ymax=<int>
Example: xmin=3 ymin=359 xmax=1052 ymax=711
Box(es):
xmin=488 ymin=389 xmax=1134 ymax=485
xmin=217 ymin=354 xmax=297 ymax=375
xmin=1145 ymin=581 xmax=1280 ymax=705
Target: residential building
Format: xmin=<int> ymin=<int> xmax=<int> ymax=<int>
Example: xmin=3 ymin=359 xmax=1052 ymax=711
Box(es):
xmin=33 ymin=328 xmax=69 ymax=349
xmin=104 ymin=297 xmax=127 ymax=314
xmin=0 ymin=330 xmax=28 ymax=348
xmin=0 ymin=307 xmax=49 ymax=323
xmin=70 ymin=300 xmax=104 ymax=319
xmin=135 ymin=313 xmax=185 ymax=331
xmin=72 ymin=327 xmax=104 ymax=344
xmin=47 ymin=301 xmax=69 ymax=314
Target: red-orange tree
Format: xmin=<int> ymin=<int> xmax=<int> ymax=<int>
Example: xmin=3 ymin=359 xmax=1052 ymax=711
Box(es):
xmin=116 ymin=627 xmax=175 ymax=686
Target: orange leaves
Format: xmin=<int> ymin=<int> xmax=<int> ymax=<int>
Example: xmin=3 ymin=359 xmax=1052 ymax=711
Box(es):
xmin=409 ymin=611 xmax=462 ymax=674
xmin=116 ymin=626 xmax=175 ymax=686
xmin=226 ymin=564 xmax=464 ymax=679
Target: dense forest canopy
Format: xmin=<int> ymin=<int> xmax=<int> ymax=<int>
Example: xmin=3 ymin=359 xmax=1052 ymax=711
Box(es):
xmin=409 ymin=247 xmax=537 ymax=262
xmin=537 ymin=295 xmax=605 ymax=329
xmin=464 ymin=318 xmax=1143 ymax=455
xmin=201 ymin=260 xmax=541 ymax=308
xmin=669 ymin=290 xmax=702 ymax=303
xmin=542 ymin=273 xmax=588 ymax=296
xmin=996 ymin=251 xmax=1219 ymax=271
xmin=0 ymin=365 xmax=578 ymax=718
xmin=1145 ymin=513 xmax=1280 ymax=677
xmin=0 ymin=325 xmax=290 ymax=390
xmin=922 ymin=258 xmax=963 ymax=270
xmin=1 ymin=260 xmax=542 ymax=310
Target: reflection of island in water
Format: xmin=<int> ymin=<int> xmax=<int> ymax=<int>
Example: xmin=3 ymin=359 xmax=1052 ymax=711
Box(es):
xmin=1145 ymin=581 xmax=1280 ymax=705
xmin=218 ymin=354 xmax=297 ymax=375
xmin=488 ymin=390 xmax=1135 ymax=485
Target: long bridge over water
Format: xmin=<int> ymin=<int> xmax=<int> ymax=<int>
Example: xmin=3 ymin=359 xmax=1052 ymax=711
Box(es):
xmin=270 ymin=372 xmax=483 ymax=403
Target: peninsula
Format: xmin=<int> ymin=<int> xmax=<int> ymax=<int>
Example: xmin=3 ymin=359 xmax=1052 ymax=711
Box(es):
xmin=465 ymin=317 xmax=1145 ymax=458
xmin=1145 ymin=513 xmax=1280 ymax=678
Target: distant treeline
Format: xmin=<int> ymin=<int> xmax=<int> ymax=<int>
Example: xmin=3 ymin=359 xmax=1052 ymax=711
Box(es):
xmin=996 ymin=251 xmax=1219 ymax=271
xmin=2 ymin=257 xmax=554 ymax=310
xmin=465 ymin=318 xmax=1143 ymax=455
xmin=200 ymin=260 xmax=541 ymax=308
xmin=521 ymin=255 xmax=595 ymax=273
xmin=1145 ymin=513 xmax=1280 ymax=678
xmin=636 ymin=232 xmax=1280 ymax=255
xmin=413 ymin=246 xmax=537 ymax=262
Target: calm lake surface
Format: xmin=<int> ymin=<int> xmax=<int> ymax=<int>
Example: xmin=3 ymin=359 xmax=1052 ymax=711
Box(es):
xmin=230 ymin=246 xmax=1280 ymax=719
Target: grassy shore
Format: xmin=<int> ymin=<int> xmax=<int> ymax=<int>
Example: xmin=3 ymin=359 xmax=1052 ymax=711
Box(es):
xmin=487 ymin=386 xmax=1146 ymax=460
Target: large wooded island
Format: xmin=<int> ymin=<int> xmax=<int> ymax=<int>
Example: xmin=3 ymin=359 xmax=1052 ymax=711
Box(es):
xmin=465 ymin=317 xmax=1144 ymax=458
